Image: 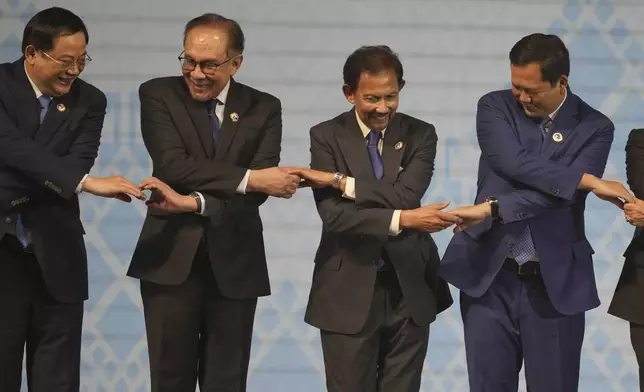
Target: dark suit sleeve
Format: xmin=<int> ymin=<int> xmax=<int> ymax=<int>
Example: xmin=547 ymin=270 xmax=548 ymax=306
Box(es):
xmin=353 ymin=124 xmax=436 ymax=209
xmin=494 ymin=123 xmax=613 ymax=223
xmin=202 ymin=98 xmax=282 ymax=214
xmin=626 ymin=129 xmax=644 ymax=199
xmin=311 ymin=126 xmax=394 ymax=242
xmin=0 ymin=91 xmax=105 ymax=200
xmin=139 ymin=84 xmax=247 ymax=198
xmin=476 ymin=94 xmax=588 ymax=201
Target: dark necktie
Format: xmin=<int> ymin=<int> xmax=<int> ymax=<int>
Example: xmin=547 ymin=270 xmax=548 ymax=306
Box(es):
xmin=512 ymin=117 xmax=552 ymax=265
xmin=366 ymin=130 xmax=384 ymax=180
xmin=366 ymin=130 xmax=387 ymax=269
xmin=15 ymin=95 xmax=52 ymax=247
xmin=207 ymin=99 xmax=221 ymax=148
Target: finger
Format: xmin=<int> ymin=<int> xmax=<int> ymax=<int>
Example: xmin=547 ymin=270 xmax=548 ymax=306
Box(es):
xmin=435 ymin=211 xmax=462 ymax=223
xmin=120 ymin=183 xmax=147 ymax=200
xmin=427 ymin=201 xmax=450 ymax=210
xmin=114 ymin=193 xmax=132 ymax=203
xmin=145 ymin=201 xmax=163 ymax=209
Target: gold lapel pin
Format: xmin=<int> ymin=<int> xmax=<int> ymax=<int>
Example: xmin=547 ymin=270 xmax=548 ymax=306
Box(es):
xmin=395 ymin=141 xmax=404 ymax=150
xmin=552 ymin=132 xmax=563 ymax=143
xmin=230 ymin=112 xmax=239 ymax=122
xmin=56 ymin=103 xmax=66 ymax=112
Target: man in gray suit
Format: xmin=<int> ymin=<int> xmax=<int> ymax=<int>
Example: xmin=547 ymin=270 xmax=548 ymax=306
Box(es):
xmin=293 ymin=45 xmax=459 ymax=392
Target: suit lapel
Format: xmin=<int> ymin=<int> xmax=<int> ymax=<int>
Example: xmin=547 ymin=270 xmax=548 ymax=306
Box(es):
xmin=381 ymin=114 xmax=405 ymax=181
xmin=175 ymin=80 xmax=215 ymax=158
xmin=336 ymin=110 xmax=374 ymax=179
xmin=12 ymin=60 xmax=40 ymax=139
xmin=541 ymin=91 xmax=580 ymax=159
xmin=216 ymin=79 xmax=251 ymax=159
xmin=35 ymin=92 xmax=77 ymax=145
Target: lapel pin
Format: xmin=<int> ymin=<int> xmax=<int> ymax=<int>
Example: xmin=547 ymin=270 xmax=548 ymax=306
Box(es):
xmin=395 ymin=141 xmax=404 ymax=150
xmin=230 ymin=112 xmax=239 ymax=122
xmin=56 ymin=103 xmax=66 ymax=112
xmin=552 ymin=132 xmax=563 ymax=143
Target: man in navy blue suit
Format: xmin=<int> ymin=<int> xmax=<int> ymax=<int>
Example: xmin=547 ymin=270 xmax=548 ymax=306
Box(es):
xmin=440 ymin=33 xmax=634 ymax=392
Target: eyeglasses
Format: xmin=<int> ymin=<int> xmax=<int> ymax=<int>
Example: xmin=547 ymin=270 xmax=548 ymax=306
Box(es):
xmin=178 ymin=51 xmax=238 ymax=75
xmin=40 ymin=50 xmax=91 ymax=70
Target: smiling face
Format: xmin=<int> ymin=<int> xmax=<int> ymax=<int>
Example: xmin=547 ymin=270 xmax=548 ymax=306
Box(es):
xmin=343 ymin=69 xmax=403 ymax=131
xmin=511 ymin=62 xmax=567 ymax=117
xmin=24 ymin=31 xmax=87 ymax=97
xmin=181 ymin=25 xmax=242 ymax=102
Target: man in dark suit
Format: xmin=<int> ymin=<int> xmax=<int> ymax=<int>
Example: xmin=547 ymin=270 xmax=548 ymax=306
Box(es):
xmin=0 ymin=7 xmax=145 ymax=392
xmin=291 ymin=45 xmax=459 ymax=392
xmin=609 ymin=129 xmax=644 ymax=391
xmin=439 ymin=33 xmax=633 ymax=392
xmin=127 ymin=13 xmax=299 ymax=392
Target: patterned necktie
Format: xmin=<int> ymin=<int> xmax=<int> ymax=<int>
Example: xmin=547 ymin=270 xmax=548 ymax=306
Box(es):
xmin=512 ymin=117 xmax=552 ymax=264
xmin=540 ymin=117 xmax=552 ymax=138
xmin=366 ymin=130 xmax=386 ymax=269
xmin=207 ymin=99 xmax=221 ymax=148
xmin=15 ymin=95 xmax=52 ymax=248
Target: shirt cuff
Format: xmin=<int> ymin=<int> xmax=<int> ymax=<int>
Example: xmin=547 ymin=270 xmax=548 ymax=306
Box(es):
xmin=236 ymin=170 xmax=250 ymax=194
xmin=389 ymin=210 xmax=402 ymax=236
xmin=194 ymin=192 xmax=206 ymax=215
xmin=342 ymin=176 xmax=356 ymax=200
xmin=75 ymin=174 xmax=89 ymax=194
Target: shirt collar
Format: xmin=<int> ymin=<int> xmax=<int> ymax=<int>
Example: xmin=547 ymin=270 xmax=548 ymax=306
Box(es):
xmin=355 ymin=110 xmax=387 ymax=138
xmin=24 ymin=61 xmax=43 ymax=98
xmin=548 ymin=89 xmax=567 ymax=120
xmin=216 ymin=78 xmax=231 ymax=105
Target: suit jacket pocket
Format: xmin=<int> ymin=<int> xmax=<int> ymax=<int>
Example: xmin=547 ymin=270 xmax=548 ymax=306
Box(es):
xmin=316 ymin=254 xmax=342 ymax=270
xmin=235 ymin=214 xmax=263 ymax=232
xmin=572 ymin=239 xmax=595 ymax=260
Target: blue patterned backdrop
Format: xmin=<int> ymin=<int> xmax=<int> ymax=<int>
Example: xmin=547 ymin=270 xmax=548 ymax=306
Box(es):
xmin=1 ymin=0 xmax=643 ymax=391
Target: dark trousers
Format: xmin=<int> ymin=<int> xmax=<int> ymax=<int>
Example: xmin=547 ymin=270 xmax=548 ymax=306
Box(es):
xmin=461 ymin=261 xmax=585 ymax=392
xmin=320 ymin=269 xmax=429 ymax=392
xmin=0 ymin=235 xmax=83 ymax=392
xmin=141 ymin=245 xmax=258 ymax=392
xmin=630 ymin=322 xmax=644 ymax=392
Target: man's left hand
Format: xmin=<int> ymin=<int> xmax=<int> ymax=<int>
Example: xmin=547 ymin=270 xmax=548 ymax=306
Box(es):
xmin=139 ymin=177 xmax=198 ymax=213
xmin=450 ymin=203 xmax=491 ymax=233
xmin=287 ymin=168 xmax=335 ymax=189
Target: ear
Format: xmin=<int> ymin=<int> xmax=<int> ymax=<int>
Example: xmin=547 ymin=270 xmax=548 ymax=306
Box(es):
xmin=399 ymin=79 xmax=406 ymax=91
xmin=558 ymin=75 xmax=568 ymax=92
xmin=230 ymin=54 xmax=243 ymax=76
xmin=24 ymin=45 xmax=37 ymax=64
xmin=342 ymin=84 xmax=355 ymax=105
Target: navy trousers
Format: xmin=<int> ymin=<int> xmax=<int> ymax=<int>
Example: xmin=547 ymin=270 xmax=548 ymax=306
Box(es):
xmin=460 ymin=263 xmax=585 ymax=392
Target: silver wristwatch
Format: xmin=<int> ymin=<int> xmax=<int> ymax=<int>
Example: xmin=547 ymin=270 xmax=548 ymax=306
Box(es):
xmin=332 ymin=172 xmax=346 ymax=189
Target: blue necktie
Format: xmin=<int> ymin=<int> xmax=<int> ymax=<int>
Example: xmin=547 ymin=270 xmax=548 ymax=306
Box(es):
xmin=207 ymin=99 xmax=221 ymax=148
xmin=366 ymin=130 xmax=386 ymax=269
xmin=15 ymin=95 xmax=52 ymax=248
xmin=512 ymin=118 xmax=552 ymax=265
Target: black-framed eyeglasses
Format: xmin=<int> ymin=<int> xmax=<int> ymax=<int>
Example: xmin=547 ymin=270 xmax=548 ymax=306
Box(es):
xmin=40 ymin=50 xmax=91 ymax=70
xmin=178 ymin=51 xmax=238 ymax=75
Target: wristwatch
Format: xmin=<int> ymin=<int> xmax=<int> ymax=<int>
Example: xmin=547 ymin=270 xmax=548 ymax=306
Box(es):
xmin=332 ymin=172 xmax=346 ymax=189
xmin=486 ymin=196 xmax=499 ymax=219
xmin=189 ymin=192 xmax=202 ymax=214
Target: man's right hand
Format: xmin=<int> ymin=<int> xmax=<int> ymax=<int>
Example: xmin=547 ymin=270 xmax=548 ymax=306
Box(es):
xmin=82 ymin=175 xmax=146 ymax=202
xmin=247 ymin=167 xmax=301 ymax=198
xmin=399 ymin=201 xmax=462 ymax=232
